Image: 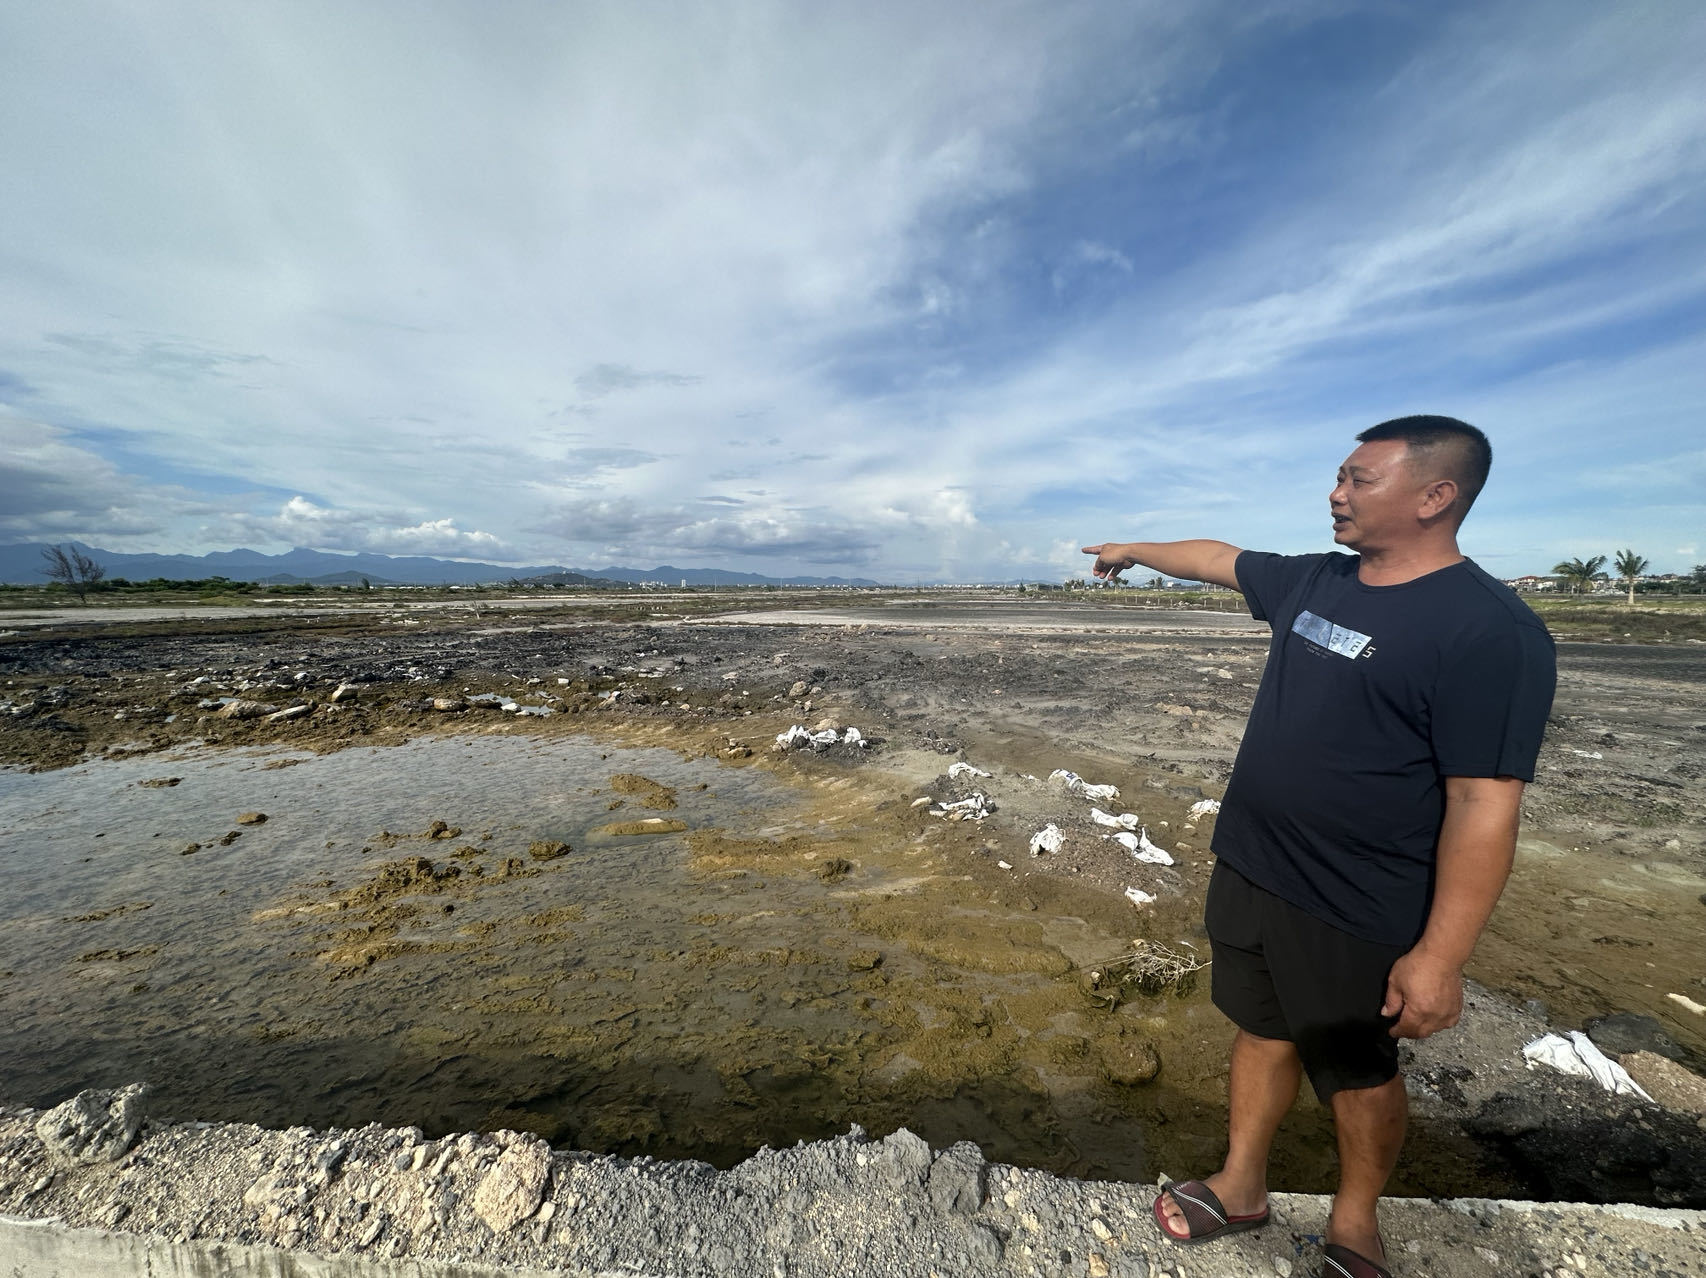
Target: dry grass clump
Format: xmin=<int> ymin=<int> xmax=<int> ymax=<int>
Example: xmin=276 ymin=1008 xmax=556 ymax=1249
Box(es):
xmin=1083 ymin=939 xmax=1207 ymax=1005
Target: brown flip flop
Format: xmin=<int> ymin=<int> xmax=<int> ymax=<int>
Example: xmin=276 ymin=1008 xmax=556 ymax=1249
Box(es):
xmin=1320 ymin=1241 xmax=1394 ymax=1278
xmin=1152 ymin=1179 xmax=1271 ymax=1245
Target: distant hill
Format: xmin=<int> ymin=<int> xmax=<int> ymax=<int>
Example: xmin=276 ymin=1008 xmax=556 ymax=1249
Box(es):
xmin=587 ymin=564 xmax=880 ymax=587
xmin=0 ymin=542 xmax=882 ymax=588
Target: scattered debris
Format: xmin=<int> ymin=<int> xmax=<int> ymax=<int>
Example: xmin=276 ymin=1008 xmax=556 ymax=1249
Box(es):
xmin=1123 ymin=887 xmax=1156 ymax=907
xmin=948 ymin=762 xmax=991 ymax=780
xmin=774 ymin=724 xmax=868 ymax=750
xmin=1186 ymin=799 xmax=1221 ymax=819
xmin=1089 ymin=808 xmax=1140 ymax=831
xmin=1522 ymin=1032 xmax=1653 ymax=1099
xmin=1108 ymin=828 xmax=1173 ymax=865
xmin=1028 ymin=824 xmax=1064 ymax=856
xmin=930 ymin=794 xmax=992 ymax=821
xmin=1668 ymin=992 xmax=1706 ymax=1016
xmin=1049 ymin=769 xmax=1119 ymax=802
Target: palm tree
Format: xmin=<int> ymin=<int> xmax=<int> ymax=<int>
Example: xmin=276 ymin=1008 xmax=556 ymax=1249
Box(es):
xmin=1552 ymin=554 xmax=1608 ymax=595
xmin=1613 ymin=549 xmax=1649 ymax=605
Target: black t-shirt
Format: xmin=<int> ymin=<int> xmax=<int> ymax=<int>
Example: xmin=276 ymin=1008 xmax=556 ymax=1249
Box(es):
xmin=1212 ymin=551 xmax=1556 ymax=946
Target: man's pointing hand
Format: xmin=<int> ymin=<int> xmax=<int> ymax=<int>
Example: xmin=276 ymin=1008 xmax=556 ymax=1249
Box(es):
xmin=1081 ymin=543 xmax=1138 ymax=581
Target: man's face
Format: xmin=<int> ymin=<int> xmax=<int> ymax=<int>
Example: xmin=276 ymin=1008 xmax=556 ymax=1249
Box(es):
xmin=1329 ymin=439 xmax=1426 ymax=551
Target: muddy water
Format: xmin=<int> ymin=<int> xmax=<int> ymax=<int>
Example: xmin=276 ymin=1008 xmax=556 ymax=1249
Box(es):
xmin=0 ymin=733 xmax=1501 ymax=1194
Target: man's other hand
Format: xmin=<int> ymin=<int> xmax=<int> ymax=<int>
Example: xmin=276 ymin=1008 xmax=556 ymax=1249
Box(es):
xmin=1381 ymin=948 xmax=1464 ymax=1039
xmin=1081 ymin=543 xmax=1138 ymax=581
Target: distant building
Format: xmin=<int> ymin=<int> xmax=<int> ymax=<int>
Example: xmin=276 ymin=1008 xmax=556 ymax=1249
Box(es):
xmin=1505 ymin=575 xmax=1556 ymax=592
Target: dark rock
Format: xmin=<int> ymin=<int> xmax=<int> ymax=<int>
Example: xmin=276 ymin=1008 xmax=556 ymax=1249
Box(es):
xmin=1585 ymin=1012 xmax=1686 ymax=1061
xmin=1468 ymin=1078 xmax=1706 ymax=1207
xmin=927 ymin=1141 xmax=987 ymax=1215
xmin=875 ymin=1127 xmax=932 ymax=1189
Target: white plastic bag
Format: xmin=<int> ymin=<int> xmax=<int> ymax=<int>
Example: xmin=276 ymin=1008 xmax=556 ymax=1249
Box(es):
xmin=1109 ymin=828 xmax=1174 ymax=866
xmin=1029 ymin=824 xmax=1063 ymax=856
xmin=1090 ymin=808 xmax=1141 ymax=831
xmin=1049 ymin=769 xmax=1120 ymax=802
xmin=1521 ymin=1032 xmax=1653 ymax=1100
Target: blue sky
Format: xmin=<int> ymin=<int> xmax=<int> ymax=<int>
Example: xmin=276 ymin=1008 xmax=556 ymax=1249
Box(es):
xmin=2 ymin=0 xmax=1702 ymax=581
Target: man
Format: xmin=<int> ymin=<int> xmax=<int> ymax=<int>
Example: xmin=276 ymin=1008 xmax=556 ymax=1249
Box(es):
xmin=1082 ymin=416 xmax=1555 ymax=1278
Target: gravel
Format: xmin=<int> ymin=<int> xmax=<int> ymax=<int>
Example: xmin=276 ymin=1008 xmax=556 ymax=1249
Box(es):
xmin=3 ymin=1101 xmax=1704 ymax=1277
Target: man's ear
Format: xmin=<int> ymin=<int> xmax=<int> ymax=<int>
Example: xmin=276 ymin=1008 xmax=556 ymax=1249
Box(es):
xmin=1418 ymin=478 xmax=1459 ymax=522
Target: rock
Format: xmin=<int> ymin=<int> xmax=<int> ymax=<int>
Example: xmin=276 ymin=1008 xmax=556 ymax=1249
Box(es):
xmin=1585 ymin=1012 xmax=1686 ymax=1061
xmin=1469 ymin=1082 xmax=1706 ymax=1206
xmin=180 ymin=843 xmax=200 ymax=855
xmin=927 ymin=1142 xmax=987 ymax=1215
xmin=330 ymin=683 xmax=359 ymax=702
xmin=847 ymin=949 xmax=882 ymax=971
xmin=528 ymin=840 xmax=571 ymax=861
xmin=431 ymin=696 xmax=468 ymax=712
xmin=811 ymin=717 xmax=842 ymax=733
xmin=788 ymin=681 xmax=809 ymax=699
xmin=1622 ymin=1052 xmax=1706 ymax=1117
xmin=236 ymin=812 xmax=268 ymax=825
xmin=1098 ymin=1032 xmax=1161 ymax=1085
xmin=35 ymin=1083 xmax=149 ymax=1162
xmin=218 ymin=699 xmax=276 ymax=720
xmin=427 ymin=821 xmax=461 ymax=840
xmin=874 ymin=1127 xmax=933 ymax=1189
xmin=266 ymin=704 xmax=311 ymax=723
xmin=473 ymin=1137 xmax=550 ymax=1232
xmin=962 ymin=1222 xmax=1004 ymax=1264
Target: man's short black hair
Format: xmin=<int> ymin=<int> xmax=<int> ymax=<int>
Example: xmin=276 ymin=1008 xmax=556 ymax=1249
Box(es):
xmin=1356 ymin=414 xmax=1492 ymax=521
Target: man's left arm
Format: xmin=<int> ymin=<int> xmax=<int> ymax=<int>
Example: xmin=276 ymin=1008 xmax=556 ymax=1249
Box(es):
xmin=1382 ymin=775 xmax=1525 ymax=1039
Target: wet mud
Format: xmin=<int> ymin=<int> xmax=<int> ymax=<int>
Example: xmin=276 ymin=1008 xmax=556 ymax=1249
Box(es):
xmin=1 ymin=600 xmax=1703 ymax=1205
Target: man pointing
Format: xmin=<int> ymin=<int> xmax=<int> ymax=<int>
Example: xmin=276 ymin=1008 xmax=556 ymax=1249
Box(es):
xmin=1083 ymin=416 xmax=1555 ymax=1278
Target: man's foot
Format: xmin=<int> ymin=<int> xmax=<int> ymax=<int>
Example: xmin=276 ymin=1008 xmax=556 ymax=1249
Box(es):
xmin=1154 ymin=1173 xmax=1269 ymax=1244
xmin=1323 ymin=1213 xmax=1388 ymax=1276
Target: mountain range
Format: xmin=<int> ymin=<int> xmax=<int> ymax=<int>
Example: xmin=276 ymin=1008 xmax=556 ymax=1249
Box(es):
xmin=0 ymin=542 xmax=882 ymax=588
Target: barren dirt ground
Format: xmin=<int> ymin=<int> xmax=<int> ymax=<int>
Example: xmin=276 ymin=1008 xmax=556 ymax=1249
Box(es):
xmin=1 ymin=595 xmax=1703 ymax=1229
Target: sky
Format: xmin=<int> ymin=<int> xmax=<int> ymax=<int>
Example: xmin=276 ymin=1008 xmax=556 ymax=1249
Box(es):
xmin=2 ymin=0 xmax=1703 ymax=583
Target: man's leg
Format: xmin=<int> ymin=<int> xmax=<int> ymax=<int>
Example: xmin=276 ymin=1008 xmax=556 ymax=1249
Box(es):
xmin=1158 ymin=1028 xmax=1300 ymax=1234
xmin=1326 ymin=1074 xmax=1406 ymax=1264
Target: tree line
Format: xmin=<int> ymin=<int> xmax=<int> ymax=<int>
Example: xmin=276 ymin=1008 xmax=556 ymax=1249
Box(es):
xmin=1551 ymin=550 xmax=1706 ymax=602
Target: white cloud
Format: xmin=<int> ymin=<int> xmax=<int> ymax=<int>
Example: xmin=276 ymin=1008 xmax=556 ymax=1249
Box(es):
xmin=217 ymin=497 xmax=512 ymax=560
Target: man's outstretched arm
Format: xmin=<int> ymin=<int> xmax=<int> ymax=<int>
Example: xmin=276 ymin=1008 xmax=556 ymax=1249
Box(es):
xmin=1080 ymin=540 xmax=1244 ymax=590
xmin=1382 ymin=774 xmax=1524 ymax=1039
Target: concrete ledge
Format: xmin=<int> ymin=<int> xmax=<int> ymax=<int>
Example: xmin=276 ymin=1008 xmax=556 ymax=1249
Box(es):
xmin=5 ymin=1104 xmax=1706 ymax=1278
xmin=0 ymin=1215 xmax=568 ymax=1277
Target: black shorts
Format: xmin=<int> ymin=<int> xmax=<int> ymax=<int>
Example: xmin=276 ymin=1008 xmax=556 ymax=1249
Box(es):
xmin=1205 ymin=861 xmax=1408 ymax=1101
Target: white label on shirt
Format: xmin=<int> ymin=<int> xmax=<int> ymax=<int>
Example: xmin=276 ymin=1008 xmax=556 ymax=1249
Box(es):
xmin=1291 ymin=609 xmax=1373 ymax=659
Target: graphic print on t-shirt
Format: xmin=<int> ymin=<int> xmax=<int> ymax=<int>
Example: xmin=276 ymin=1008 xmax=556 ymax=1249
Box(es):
xmin=1291 ymin=609 xmax=1374 ymax=660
